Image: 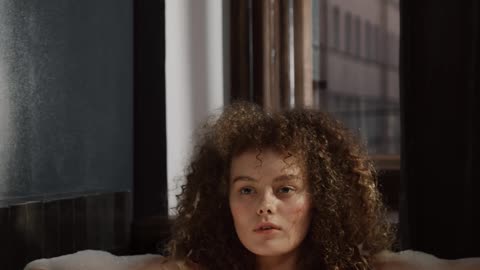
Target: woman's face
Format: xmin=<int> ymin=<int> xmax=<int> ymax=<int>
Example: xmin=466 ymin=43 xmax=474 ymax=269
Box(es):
xmin=229 ymin=149 xmax=312 ymax=257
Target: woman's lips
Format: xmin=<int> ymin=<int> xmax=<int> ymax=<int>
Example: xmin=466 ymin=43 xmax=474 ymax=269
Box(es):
xmin=254 ymin=228 xmax=279 ymax=235
xmin=253 ymin=222 xmax=281 ymax=232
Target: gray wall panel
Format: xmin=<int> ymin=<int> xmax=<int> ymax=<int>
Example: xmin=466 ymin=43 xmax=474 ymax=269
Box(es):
xmin=0 ymin=0 xmax=133 ymax=202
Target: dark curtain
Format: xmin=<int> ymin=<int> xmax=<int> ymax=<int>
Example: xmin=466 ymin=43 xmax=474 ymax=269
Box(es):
xmin=131 ymin=0 xmax=169 ymax=254
xmin=400 ymin=0 xmax=480 ymax=259
xmin=133 ymin=0 xmax=167 ymax=221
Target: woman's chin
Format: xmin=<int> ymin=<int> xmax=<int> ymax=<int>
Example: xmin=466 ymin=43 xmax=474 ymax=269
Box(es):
xmin=246 ymin=244 xmax=296 ymax=258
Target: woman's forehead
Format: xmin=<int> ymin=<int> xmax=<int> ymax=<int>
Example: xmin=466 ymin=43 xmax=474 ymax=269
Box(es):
xmin=232 ymin=148 xmax=297 ymax=161
xmin=230 ymin=148 xmax=304 ymax=176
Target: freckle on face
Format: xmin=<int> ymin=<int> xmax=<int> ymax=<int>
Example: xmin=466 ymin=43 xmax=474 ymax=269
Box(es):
xmin=295 ymin=205 xmax=306 ymax=214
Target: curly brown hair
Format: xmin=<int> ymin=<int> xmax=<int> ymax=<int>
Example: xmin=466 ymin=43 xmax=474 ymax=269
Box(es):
xmin=167 ymin=101 xmax=394 ymax=270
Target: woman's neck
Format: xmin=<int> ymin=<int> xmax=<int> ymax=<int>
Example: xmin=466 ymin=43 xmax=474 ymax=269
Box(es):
xmin=255 ymin=251 xmax=300 ymax=270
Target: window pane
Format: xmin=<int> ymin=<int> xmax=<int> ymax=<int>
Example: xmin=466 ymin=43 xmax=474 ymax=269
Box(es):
xmin=333 ymin=6 xmax=340 ymax=49
xmin=345 ymin=12 xmax=351 ymax=53
xmin=365 ymin=21 xmax=371 ymax=60
xmin=355 ymin=16 xmax=361 ymax=57
xmin=312 ymin=0 xmax=400 ymax=155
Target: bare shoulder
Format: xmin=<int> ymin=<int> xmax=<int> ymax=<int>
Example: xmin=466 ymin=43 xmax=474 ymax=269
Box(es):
xmin=373 ymin=250 xmax=447 ymax=270
xmin=138 ymin=257 xmax=197 ymax=270
xmin=373 ymin=250 xmax=480 ymax=270
xmin=372 ymin=250 xmax=417 ymax=270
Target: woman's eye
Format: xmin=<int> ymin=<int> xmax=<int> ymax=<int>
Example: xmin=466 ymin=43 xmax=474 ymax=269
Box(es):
xmin=278 ymin=186 xmax=295 ymax=194
xmin=239 ymin=187 xmax=254 ymax=195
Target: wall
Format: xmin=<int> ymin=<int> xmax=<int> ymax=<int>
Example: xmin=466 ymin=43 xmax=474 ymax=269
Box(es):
xmin=0 ymin=1 xmax=133 ymax=268
xmin=0 ymin=0 xmax=133 ymax=204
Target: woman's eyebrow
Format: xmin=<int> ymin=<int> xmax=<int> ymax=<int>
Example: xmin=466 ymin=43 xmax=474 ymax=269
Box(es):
xmin=231 ymin=175 xmax=257 ymax=183
xmin=273 ymin=174 xmax=300 ymax=182
xmin=231 ymin=174 xmax=300 ymax=183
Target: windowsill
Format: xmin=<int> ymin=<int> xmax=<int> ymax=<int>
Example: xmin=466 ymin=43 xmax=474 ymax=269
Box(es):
xmin=371 ymin=154 xmax=400 ymax=171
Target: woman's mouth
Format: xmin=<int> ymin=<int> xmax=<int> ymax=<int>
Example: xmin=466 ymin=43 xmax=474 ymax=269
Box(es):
xmin=254 ymin=222 xmax=281 ymax=233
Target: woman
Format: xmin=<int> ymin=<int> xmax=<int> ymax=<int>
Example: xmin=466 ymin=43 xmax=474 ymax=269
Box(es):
xmin=26 ymin=102 xmax=480 ymax=270
xmin=161 ymin=101 xmax=393 ymax=270
xmin=141 ymin=101 xmax=480 ymax=270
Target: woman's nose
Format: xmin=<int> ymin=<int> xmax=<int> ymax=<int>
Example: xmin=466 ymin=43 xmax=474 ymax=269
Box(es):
xmin=257 ymin=207 xmax=273 ymax=215
xmin=256 ymin=192 xmax=275 ymax=215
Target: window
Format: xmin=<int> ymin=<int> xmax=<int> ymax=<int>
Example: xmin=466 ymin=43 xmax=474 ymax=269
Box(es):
xmin=345 ymin=12 xmax=352 ymax=53
xmin=354 ymin=16 xmax=361 ymax=57
xmin=373 ymin=25 xmax=379 ymax=62
xmin=379 ymin=28 xmax=385 ymax=64
xmin=333 ymin=6 xmax=340 ymax=49
xmin=231 ymin=0 xmax=400 ymax=156
xmin=365 ymin=21 xmax=371 ymax=60
xmin=388 ymin=32 xmax=395 ymax=66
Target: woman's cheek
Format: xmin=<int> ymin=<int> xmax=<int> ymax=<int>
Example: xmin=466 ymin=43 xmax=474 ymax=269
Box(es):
xmin=298 ymin=198 xmax=312 ymax=213
xmin=288 ymin=199 xmax=312 ymax=226
xmin=287 ymin=196 xmax=310 ymax=214
xmin=230 ymin=200 xmax=248 ymax=217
